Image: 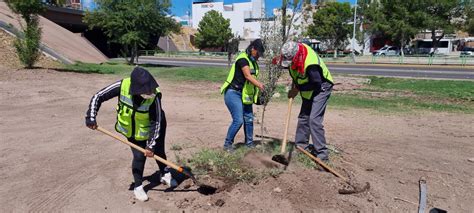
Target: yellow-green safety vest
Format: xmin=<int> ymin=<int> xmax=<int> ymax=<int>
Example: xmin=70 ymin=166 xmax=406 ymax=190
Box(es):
xmin=220 ymin=52 xmax=260 ymax=105
xmin=289 ymin=44 xmax=333 ymax=100
xmin=115 ymin=78 xmax=161 ymax=141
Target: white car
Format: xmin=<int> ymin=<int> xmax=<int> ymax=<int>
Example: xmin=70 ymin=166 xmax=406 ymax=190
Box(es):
xmin=374 ymin=46 xmax=400 ymax=56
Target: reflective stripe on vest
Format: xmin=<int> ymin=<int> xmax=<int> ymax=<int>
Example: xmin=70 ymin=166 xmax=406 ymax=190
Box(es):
xmin=220 ymin=52 xmax=260 ymax=105
xmin=289 ymin=44 xmax=333 ymax=100
xmin=115 ymin=78 xmax=161 ymax=141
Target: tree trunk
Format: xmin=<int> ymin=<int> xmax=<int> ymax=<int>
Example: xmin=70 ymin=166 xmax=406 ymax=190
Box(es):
xmin=400 ymin=36 xmax=405 ymax=57
xmin=431 ymin=30 xmax=444 ymax=55
xmin=281 ymin=0 xmax=287 ymax=42
xmin=260 ymin=105 xmax=267 ymax=137
xmin=127 ymin=44 xmax=135 ymax=65
xmin=134 ymin=42 xmax=139 ymax=64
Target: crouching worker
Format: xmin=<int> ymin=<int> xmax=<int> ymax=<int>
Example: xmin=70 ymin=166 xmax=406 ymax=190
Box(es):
xmin=278 ymin=41 xmax=334 ymax=164
xmin=85 ymin=67 xmax=177 ymax=202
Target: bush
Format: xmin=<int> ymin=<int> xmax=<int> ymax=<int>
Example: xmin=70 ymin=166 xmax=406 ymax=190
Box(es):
xmin=14 ymin=16 xmax=41 ymax=68
xmin=188 ymin=148 xmax=260 ymax=183
xmin=6 ymin=0 xmax=44 ymax=68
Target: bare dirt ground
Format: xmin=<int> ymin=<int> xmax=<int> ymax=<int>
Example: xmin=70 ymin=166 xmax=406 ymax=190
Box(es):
xmin=0 ymin=66 xmax=473 ymax=212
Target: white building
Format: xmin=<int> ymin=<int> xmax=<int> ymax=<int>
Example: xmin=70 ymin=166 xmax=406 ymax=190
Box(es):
xmin=192 ymin=0 xmax=265 ymax=40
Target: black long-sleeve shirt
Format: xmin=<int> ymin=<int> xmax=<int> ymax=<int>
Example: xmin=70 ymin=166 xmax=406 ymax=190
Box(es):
xmin=294 ymin=65 xmax=324 ymax=94
xmin=86 ymin=80 xmax=163 ymax=150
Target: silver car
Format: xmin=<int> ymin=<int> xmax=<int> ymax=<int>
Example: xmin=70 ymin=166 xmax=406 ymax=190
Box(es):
xmin=374 ymin=46 xmax=400 ymax=56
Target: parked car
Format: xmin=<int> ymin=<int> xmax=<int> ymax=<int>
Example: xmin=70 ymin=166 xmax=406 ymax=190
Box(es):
xmin=460 ymin=47 xmax=474 ymax=56
xmin=374 ymin=46 xmax=400 ymax=56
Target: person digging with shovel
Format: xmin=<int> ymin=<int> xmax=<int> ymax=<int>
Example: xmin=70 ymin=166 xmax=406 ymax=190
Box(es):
xmin=276 ymin=41 xmax=334 ymax=165
xmin=85 ymin=66 xmax=177 ymax=202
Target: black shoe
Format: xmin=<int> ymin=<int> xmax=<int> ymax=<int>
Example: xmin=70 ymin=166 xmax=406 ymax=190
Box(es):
xmin=304 ymin=144 xmax=318 ymax=158
xmin=223 ymin=145 xmax=235 ymax=153
xmin=246 ymin=143 xmax=256 ymax=149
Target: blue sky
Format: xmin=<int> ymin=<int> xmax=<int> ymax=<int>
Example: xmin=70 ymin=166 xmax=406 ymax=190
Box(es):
xmin=171 ymin=0 xmax=357 ymax=17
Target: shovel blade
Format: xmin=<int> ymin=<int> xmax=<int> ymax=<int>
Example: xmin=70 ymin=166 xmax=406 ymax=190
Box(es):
xmin=272 ymin=154 xmax=289 ymax=166
xmin=181 ymin=167 xmax=217 ymax=195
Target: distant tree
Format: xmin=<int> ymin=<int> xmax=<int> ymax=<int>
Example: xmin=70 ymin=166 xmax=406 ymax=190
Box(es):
xmin=416 ymin=0 xmax=464 ymax=54
xmin=6 ymin=0 xmax=44 ymax=68
xmin=362 ymin=1 xmax=420 ymax=56
xmin=307 ymin=2 xmax=352 ymax=58
xmin=281 ymin=0 xmax=303 ymax=42
xmin=352 ymin=0 xmax=372 ymax=55
xmin=194 ymin=10 xmax=232 ymax=51
xmin=84 ymin=0 xmax=180 ymax=64
xmin=462 ymin=0 xmax=474 ymax=35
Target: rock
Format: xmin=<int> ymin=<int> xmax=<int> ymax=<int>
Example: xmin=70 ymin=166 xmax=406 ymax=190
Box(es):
xmin=272 ymin=92 xmax=281 ymax=98
xmin=366 ymin=168 xmax=374 ymax=171
xmin=468 ymin=158 xmax=474 ymax=163
xmin=399 ymin=180 xmax=406 ymax=184
xmin=181 ymin=179 xmax=193 ymax=189
xmin=273 ymin=187 xmax=282 ymax=193
xmin=214 ymin=199 xmax=225 ymax=207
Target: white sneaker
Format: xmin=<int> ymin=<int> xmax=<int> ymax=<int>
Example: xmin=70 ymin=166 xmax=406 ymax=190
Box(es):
xmin=133 ymin=185 xmax=148 ymax=202
xmin=161 ymin=172 xmax=178 ymax=188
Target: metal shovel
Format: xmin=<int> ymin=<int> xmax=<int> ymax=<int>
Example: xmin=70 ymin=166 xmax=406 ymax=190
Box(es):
xmin=96 ymin=126 xmax=217 ymax=195
xmin=271 ymin=98 xmax=293 ymax=166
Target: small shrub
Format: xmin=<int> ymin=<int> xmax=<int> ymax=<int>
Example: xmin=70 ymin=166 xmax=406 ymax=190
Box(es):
xmin=188 ymin=148 xmax=259 ymax=183
xmin=6 ymin=0 xmax=44 ymax=68
xmin=14 ymin=17 xmax=41 ymax=68
xmin=186 ymin=147 xmax=287 ymax=183
xmin=170 ymin=144 xmax=183 ymax=151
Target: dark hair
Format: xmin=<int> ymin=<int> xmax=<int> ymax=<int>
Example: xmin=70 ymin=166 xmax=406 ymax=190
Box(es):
xmin=246 ymin=39 xmax=265 ymax=56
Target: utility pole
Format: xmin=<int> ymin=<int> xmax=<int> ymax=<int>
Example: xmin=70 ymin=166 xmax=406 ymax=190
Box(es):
xmin=351 ymin=0 xmax=358 ymax=63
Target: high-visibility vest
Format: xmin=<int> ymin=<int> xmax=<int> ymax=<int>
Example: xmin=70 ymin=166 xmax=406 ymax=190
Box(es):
xmin=289 ymin=44 xmax=333 ymax=100
xmin=115 ymin=78 xmax=161 ymax=141
xmin=220 ymin=52 xmax=260 ymax=105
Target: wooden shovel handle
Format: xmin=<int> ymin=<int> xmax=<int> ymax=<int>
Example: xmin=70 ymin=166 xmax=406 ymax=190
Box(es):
xmin=295 ymin=145 xmax=347 ymax=182
xmin=280 ymin=98 xmax=293 ymax=154
xmin=96 ymin=126 xmax=183 ymax=173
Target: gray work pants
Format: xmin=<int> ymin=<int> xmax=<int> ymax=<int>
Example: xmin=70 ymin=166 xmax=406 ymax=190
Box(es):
xmin=295 ymin=82 xmax=332 ymax=160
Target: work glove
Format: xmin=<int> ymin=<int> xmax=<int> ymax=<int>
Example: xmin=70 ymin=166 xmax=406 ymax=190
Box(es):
xmin=288 ymin=87 xmax=299 ymax=99
xmin=85 ymin=117 xmax=97 ymax=130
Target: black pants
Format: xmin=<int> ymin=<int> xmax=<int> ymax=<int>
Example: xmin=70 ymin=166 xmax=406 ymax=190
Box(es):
xmin=128 ymin=112 xmax=167 ymax=188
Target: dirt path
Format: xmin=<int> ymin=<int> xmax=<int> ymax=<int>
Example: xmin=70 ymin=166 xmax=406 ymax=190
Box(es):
xmin=0 ymin=67 xmax=472 ymax=212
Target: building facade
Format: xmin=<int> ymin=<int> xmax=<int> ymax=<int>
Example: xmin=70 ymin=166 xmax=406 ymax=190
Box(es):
xmin=191 ymin=0 xmax=265 ymax=40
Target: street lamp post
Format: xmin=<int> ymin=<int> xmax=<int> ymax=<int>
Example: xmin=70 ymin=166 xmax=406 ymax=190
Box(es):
xmin=351 ymin=0 xmax=358 ymax=62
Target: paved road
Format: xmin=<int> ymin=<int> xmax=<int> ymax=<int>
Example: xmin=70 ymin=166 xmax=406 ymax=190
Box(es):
xmin=138 ymin=57 xmax=474 ymax=80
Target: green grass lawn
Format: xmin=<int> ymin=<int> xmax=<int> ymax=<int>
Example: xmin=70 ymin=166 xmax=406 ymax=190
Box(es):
xmin=62 ymin=62 xmax=228 ymax=82
xmin=331 ymin=76 xmax=474 ymax=113
xmin=61 ymin=62 xmax=474 ymax=113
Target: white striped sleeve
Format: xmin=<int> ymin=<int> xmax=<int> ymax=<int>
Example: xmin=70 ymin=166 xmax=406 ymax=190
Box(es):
xmin=86 ymin=80 xmax=121 ymax=121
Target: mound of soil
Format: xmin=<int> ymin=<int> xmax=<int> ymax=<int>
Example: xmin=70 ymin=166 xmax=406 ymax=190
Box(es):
xmin=242 ymin=151 xmax=282 ymax=169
